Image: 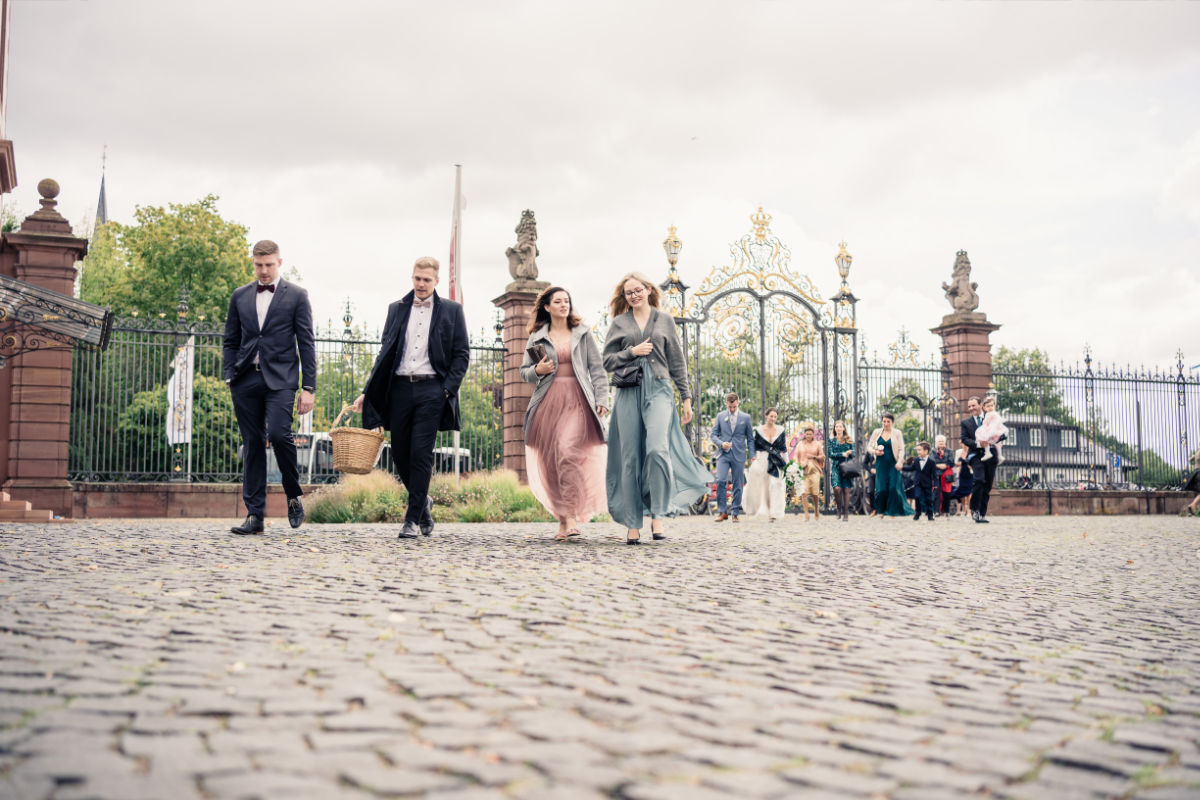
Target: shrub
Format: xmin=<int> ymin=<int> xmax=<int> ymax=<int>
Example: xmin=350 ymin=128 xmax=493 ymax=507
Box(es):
xmin=307 ymin=468 xmax=556 ymax=524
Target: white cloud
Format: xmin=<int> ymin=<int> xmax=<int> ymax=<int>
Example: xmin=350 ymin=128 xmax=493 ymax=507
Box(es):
xmin=4 ymin=0 xmax=1199 ymax=374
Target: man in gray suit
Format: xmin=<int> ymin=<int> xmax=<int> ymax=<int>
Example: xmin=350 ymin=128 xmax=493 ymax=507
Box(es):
xmin=710 ymin=391 xmax=755 ymax=522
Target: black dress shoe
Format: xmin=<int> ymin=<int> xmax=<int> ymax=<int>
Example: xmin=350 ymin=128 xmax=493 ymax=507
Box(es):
xmin=652 ymin=533 xmax=665 ymax=541
xmin=975 ymin=516 xmax=990 ymax=524
xmin=419 ymin=496 xmax=434 ymax=536
xmin=231 ymin=515 xmax=264 ymax=535
xmin=398 ymin=520 xmax=420 ymax=539
xmin=287 ymin=497 xmax=305 ymax=529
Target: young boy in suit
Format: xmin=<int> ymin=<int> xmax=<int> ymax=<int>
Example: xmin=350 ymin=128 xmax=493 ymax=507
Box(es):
xmin=902 ymin=441 xmax=938 ymax=522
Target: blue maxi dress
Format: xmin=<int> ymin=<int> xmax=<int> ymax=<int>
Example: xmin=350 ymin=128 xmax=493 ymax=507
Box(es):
xmin=606 ymin=358 xmax=711 ymax=529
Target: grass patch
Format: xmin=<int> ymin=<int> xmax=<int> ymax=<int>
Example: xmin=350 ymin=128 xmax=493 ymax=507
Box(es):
xmin=307 ymin=469 xmax=558 ymax=524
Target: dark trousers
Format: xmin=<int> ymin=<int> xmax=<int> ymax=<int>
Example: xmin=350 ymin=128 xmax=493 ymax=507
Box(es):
xmin=939 ymin=489 xmax=952 ymax=514
xmin=912 ymin=486 xmax=934 ymax=520
xmin=388 ymin=376 xmax=446 ymax=524
xmin=969 ymin=450 xmax=998 ymax=516
xmin=230 ymin=370 xmax=300 ymax=517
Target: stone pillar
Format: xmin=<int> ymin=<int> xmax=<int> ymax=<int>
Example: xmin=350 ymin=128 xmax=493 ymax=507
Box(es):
xmin=493 ymin=279 xmax=546 ymax=483
xmin=931 ymin=311 xmax=1000 ymax=450
xmin=1 ymin=179 xmax=89 ymax=515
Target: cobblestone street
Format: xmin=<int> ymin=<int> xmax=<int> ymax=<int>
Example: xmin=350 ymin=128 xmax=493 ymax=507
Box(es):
xmin=2 ymin=515 xmax=1199 ymax=799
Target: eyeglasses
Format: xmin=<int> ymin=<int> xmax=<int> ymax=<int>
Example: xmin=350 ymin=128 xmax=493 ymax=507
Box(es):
xmin=624 ymin=287 xmax=646 ymax=298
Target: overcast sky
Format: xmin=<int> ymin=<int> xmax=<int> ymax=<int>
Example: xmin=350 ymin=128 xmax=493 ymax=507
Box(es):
xmin=5 ymin=0 xmax=1199 ymax=372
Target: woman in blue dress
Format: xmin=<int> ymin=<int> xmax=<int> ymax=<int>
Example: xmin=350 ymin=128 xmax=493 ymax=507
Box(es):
xmin=603 ymin=272 xmax=710 ymax=544
xmin=866 ymin=412 xmax=912 ymax=518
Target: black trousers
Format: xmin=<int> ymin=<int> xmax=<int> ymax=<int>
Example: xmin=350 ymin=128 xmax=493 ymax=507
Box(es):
xmin=969 ymin=450 xmax=997 ymax=516
xmin=388 ymin=376 xmax=447 ymax=524
xmin=912 ymin=486 xmax=934 ymax=520
xmin=230 ymin=370 xmax=301 ymax=517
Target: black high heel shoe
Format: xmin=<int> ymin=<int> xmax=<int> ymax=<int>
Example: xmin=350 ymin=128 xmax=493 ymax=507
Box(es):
xmin=626 ymin=531 xmax=641 ymax=545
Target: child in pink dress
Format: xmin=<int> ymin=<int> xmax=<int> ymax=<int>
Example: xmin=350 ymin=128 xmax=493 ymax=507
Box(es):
xmin=977 ymin=396 xmax=1008 ymax=463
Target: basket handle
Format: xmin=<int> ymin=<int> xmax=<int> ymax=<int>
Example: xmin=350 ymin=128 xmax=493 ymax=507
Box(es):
xmin=331 ymin=403 xmax=357 ymax=431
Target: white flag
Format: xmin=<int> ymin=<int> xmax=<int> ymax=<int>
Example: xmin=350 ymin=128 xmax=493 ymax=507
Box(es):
xmin=166 ymin=336 xmax=195 ymax=446
xmin=448 ymin=164 xmax=464 ymax=303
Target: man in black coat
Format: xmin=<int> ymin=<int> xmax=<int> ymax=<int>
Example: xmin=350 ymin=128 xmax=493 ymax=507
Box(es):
xmin=223 ymin=240 xmax=316 ymax=534
xmin=960 ymin=395 xmax=997 ymax=523
xmin=353 ymin=257 xmax=470 ymax=539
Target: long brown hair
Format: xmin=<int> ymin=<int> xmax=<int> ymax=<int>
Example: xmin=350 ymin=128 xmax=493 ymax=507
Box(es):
xmin=832 ymin=419 xmax=851 ymax=444
xmin=527 ymin=286 xmax=582 ymax=334
xmin=609 ymin=272 xmax=662 ymax=319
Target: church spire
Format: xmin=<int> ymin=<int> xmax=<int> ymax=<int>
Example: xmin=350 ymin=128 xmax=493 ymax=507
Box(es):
xmin=94 ymin=146 xmax=108 ymax=226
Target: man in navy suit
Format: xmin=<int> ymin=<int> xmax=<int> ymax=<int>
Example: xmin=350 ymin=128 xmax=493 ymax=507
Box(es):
xmin=710 ymin=391 xmax=755 ymax=522
xmin=960 ymin=395 xmax=997 ymax=523
xmin=223 ymin=240 xmax=316 ymax=535
xmin=902 ymin=441 xmax=939 ymax=521
xmin=354 ymin=257 xmax=470 ymax=539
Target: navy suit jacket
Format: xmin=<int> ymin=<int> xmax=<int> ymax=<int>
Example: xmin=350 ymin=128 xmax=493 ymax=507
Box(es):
xmin=960 ymin=415 xmax=997 ymax=460
xmin=902 ymin=456 xmax=939 ymax=491
xmin=222 ymin=279 xmax=316 ymax=392
xmin=361 ymin=291 xmax=470 ymax=432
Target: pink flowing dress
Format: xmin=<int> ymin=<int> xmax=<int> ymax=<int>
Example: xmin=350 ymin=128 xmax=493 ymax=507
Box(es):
xmin=524 ymin=342 xmax=608 ymax=522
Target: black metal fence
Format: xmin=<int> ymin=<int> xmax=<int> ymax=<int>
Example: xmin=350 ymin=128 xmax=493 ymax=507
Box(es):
xmin=858 ymin=346 xmax=1200 ymax=491
xmin=68 ymin=317 xmax=504 ymax=483
xmin=991 ymin=352 xmax=1198 ymax=490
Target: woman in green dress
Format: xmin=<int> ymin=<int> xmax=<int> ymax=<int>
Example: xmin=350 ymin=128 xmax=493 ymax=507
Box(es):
xmin=866 ymin=412 xmax=912 ymax=518
xmin=603 ymin=272 xmax=711 ymax=544
xmin=826 ymin=419 xmax=855 ymax=521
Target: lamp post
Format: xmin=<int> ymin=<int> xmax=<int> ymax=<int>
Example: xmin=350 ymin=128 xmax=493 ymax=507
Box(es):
xmin=659 ymin=225 xmax=689 ymax=317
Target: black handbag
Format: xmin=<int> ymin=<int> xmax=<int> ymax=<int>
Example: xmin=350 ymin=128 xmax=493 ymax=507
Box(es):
xmin=838 ymin=456 xmax=865 ymax=479
xmin=611 ymin=359 xmax=643 ymax=388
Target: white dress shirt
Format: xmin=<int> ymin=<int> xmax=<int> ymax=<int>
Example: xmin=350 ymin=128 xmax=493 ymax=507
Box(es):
xmin=253 ymin=278 xmax=279 ymax=365
xmin=395 ymin=297 xmax=436 ymax=376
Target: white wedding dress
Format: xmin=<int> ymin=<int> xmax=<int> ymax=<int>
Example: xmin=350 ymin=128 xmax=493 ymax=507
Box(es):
xmin=743 ymin=425 xmax=786 ymax=521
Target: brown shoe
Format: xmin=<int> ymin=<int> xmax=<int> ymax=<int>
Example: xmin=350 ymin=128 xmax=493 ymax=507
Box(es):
xmin=714 ymin=513 xmax=729 ymax=522
xmin=731 ymin=516 xmax=739 ymax=523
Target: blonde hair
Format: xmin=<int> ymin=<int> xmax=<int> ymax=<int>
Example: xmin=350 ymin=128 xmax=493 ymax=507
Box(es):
xmin=609 ymin=272 xmax=662 ymax=318
xmin=413 ymin=256 xmax=440 ymax=274
xmin=832 ymin=420 xmax=851 ymax=444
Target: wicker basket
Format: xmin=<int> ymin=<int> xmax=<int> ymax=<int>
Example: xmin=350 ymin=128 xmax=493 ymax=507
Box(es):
xmin=328 ymin=404 xmax=386 ymax=475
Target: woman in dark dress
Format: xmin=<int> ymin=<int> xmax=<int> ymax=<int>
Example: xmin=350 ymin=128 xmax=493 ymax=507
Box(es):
xmin=1182 ymin=448 xmax=1200 ymax=516
xmin=826 ymin=420 xmax=855 ymax=521
xmin=866 ymin=412 xmax=912 ymax=518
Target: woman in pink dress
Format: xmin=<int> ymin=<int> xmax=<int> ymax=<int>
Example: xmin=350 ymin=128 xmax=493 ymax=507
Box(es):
xmin=520 ymin=286 xmax=610 ymax=540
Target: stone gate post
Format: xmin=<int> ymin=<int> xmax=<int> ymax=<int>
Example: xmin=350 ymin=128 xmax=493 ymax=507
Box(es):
xmin=930 ymin=250 xmax=1000 ymax=451
xmin=1 ymin=179 xmax=89 ymax=515
xmin=491 ymin=210 xmax=547 ymax=483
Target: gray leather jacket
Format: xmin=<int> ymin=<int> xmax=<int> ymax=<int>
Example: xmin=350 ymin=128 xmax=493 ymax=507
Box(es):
xmin=520 ymin=323 xmax=610 ymax=438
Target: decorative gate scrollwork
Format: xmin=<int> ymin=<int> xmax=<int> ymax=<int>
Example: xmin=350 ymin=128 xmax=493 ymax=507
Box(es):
xmin=664 ymin=208 xmax=860 ymax=507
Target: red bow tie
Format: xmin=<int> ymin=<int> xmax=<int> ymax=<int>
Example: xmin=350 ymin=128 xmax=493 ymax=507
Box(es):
xmin=413 ymin=298 xmax=431 ymax=308
xmin=257 ymin=283 xmax=275 ymax=293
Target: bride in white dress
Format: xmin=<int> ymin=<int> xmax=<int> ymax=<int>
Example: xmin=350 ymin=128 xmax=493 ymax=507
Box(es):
xmin=743 ymin=407 xmax=787 ymax=522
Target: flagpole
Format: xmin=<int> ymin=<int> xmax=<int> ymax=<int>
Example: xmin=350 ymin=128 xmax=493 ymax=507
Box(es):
xmin=451 ymin=165 xmax=463 ymax=486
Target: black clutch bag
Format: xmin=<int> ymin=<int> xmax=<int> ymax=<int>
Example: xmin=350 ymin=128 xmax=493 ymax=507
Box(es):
xmin=611 ymin=359 xmax=643 ymax=388
xmin=838 ymin=456 xmax=865 ymax=479
xmin=526 ymin=343 xmax=547 ymax=365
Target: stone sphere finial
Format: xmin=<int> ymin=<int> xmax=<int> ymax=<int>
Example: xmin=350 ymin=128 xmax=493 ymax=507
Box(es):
xmin=37 ymin=179 xmax=61 ymax=200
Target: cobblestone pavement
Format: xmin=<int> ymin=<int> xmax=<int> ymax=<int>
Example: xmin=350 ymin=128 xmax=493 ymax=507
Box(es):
xmin=2 ymin=514 xmax=1199 ymax=799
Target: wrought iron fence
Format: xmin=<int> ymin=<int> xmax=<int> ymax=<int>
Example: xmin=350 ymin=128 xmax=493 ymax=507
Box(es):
xmin=991 ymin=349 xmax=1199 ymax=491
xmin=68 ymin=316 xmax=504 ymax=483
xmin=856 ymin=337 xmax=1200 ymax=492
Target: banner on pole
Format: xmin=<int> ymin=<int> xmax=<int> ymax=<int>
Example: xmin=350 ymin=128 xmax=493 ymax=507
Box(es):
xmin=166 ymin=336 xmax=195 ymax=445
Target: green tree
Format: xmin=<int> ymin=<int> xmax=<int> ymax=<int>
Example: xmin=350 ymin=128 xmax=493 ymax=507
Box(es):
xmin=991 ymin=347 xmax=1070 ymax=418
xmin=116 ymin=375 xmax=240 ymax=479
xmin=79 ymin=195 xmax=251 ymax=322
